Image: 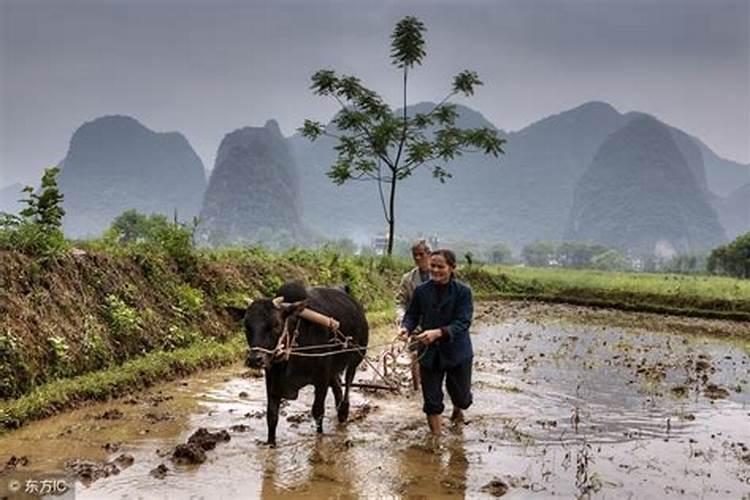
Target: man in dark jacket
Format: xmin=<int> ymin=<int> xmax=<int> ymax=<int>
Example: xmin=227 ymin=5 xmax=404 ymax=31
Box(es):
xmin=400 ymin=249 xmax=474 ymax=436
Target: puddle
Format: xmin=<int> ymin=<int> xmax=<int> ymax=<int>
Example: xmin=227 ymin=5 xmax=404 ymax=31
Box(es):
xmin=1 ymin=302 xmax=749 ymax=498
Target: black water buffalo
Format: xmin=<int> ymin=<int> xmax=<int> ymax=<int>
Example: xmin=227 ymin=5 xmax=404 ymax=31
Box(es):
xmin=228 ymin=281 xmax=368 ymax=446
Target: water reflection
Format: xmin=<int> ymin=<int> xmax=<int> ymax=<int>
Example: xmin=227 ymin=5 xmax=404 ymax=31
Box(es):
xmin=396 ymin=427 xmax=469 ymax=499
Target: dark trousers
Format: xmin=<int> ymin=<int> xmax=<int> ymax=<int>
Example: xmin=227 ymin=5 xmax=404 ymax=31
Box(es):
xmin=420 ymin=357 xmax=473 ymax=415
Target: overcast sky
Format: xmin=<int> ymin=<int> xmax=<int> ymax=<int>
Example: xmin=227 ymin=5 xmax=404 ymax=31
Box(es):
xmin=1 ymin=0 xmax=748 ymax=188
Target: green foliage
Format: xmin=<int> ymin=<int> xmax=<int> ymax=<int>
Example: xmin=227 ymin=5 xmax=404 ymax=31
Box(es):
xmin=163 ymin=325 xmax=204 ymax=350
xmin=103 ymin=209 xmax=197 ymax=270
xmin=0 ymin=329 xmax=31 ymax=399
xmin=522 ymin=241 xmax=557 ymax=267
xmin=19 ymin=167 xmax=65 ymax=229
xmin=103 ymin=294 xmax=142 ymax=339
xmin=321 ymin=238 xmax=357 ymax=256
xmin=301 ymin=16 xmax=505 ymax=254
xmin=173 ymin=284 xmax=205 ymax=319
xmin=47 ymin=335 xmax=73 ymax=378
xmin=488 ymin=243 xmax=513 ymax=264
xmin=591 ymin=249 xmax=628 ymax=271
xmin=708 ymin=232 xmax=750 ymax=278
xmin=0 ymin=167 xmax=68 ymax=259
xmin=664 ymin=252 xmax=708 ymax=274
xmin=81 ymin=317 xmax=113 ymax=371
xmin=522 ymin=241 xmax=627 ymax=271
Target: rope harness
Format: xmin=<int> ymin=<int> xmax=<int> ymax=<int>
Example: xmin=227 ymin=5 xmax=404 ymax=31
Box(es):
xmin=249 ymin=304 xmax=422 ymax=392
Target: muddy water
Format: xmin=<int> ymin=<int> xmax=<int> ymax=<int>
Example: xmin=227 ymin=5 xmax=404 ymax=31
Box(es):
xmin=1 ymin=302 xmax=749 ymax=499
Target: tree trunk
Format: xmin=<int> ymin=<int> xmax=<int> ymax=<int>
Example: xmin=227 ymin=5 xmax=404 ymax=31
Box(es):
xmin=387 ymin=178 xmax=397 ymax=255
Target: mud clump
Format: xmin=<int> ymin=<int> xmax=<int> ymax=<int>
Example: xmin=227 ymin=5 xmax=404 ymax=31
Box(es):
xmin=64 ymin=459 xmax=120 ymax=485
xmin=704 ymin=384 xmax=730 ymax=400
xmin=231 ymin=424 xmax=251 ymax=432
xmin=481 ymin=478 xmax=509 ymax=496
xmin=103 ymin=442 xmax=121 ymax=453
xmin=95 ymin=409 xmax=124 ymax=420
xmin=1 ymin=455 xmax=29 ymax=475
xmin=670 ymin=385 xmax=689 ymax=398
xmin=113 ymin=454 xmax=134 ymax=468
xmin=172 ymin=427 xmax=231 ymax=465
xmin=144 ymin=411 xmax=175 ymax=423
xmin=349 ymin=403 xmax=376 ymax=422
xmin=150 ymin=463 xmax=169 ymax=479
xmin=188 ymin=428 xmax=231 ymax=451
xmin=172 ymin=444 xmax=207 ymax=465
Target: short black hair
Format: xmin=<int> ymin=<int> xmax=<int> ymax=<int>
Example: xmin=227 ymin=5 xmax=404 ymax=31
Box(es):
xmin=430 ymin=249 xmax=456 ymax=267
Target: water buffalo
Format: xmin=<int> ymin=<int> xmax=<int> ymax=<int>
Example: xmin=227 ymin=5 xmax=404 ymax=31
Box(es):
xmin=228 ymin=282 xmax=369 ymax=446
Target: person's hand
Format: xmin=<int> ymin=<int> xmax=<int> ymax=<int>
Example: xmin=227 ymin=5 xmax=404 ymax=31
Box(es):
xmin=416 ymin=329 xmax=442 ymax=345
xmin=397 ymin=326 xmax=409 ymax=340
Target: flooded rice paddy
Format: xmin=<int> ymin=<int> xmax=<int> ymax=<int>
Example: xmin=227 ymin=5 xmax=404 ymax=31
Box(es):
xmin=1 ymin=301 xmax=749 ymax=499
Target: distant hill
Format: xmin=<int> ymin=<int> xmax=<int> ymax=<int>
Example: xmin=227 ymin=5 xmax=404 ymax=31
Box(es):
xmin=58 ymin=115 xmax=207 ymax=238
xmin=292 ymin=101 xmax=745 ymax=250
xmin=0 ymin=183 xmax=24 ymax=215
xmin=696 ymin=140 xmax=750 ymax=197
xmin=292 ymin=100 xmax=627 ymax=247
xmin=714 ymin=183 xmax=750 ymax=239
xmin=197 ymin=120 xmax=304 ymax=247
xmin=566 ymin=115 xmax=725 ymax=255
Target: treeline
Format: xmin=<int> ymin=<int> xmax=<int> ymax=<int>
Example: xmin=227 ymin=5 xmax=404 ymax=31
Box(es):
xmin=1 ymin=168 xmax=748 ymax=279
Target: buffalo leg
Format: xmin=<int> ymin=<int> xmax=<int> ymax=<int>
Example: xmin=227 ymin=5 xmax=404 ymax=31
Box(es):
xmin=265 ymin=372 xmax=281 ymax=447
xmin=338 ymin=363 xmax=357 ymax=423
xmin=330 ymin=375 xmax=343 ymax=411
xmin=312 ymin=383 xmax=328 ymax=433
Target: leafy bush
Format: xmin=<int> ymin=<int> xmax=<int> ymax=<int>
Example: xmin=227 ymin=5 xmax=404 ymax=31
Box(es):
xmin=104 ymin=294 xmax=142 ymax=338
xmin=103 ymin=210 xmax=197 ymax=270
xmin=0 ymin=329 xmax=31 ymax=399
xmin=708 ymin=232 xmax=750 ymax=279
xmin=47 ymin=335 xmax=73 ymax=378
xmin=173 ymin=284 xmax=205 ymax=318
xmin=163 ymin=325 xmax=204 ymax=350
xmin=0 ymin=167 xmax=68 ymax=259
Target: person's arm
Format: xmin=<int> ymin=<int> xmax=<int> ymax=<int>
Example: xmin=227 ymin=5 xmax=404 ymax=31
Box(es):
xmin=395 ymin=273 xmax=410 ymax=323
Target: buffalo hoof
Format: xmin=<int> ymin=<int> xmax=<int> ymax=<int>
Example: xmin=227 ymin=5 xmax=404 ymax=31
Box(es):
xmin=337 ymin=401 xmax=350 ymax=423
xmin=266 ymin=440 xmax=277 ymax=448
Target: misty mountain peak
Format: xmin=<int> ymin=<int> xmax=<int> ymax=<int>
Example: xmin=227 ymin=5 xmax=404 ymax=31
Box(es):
xmin=58 ymin=115 xmax=207 ymax=238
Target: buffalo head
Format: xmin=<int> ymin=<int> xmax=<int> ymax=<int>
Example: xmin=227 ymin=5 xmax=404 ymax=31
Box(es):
xmin=227 ymin=297 xmax=306 ymax=369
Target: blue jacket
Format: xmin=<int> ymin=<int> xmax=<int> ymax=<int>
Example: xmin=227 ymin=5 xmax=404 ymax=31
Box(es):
xmin=401 ymin=278 xmax=474 ymax=369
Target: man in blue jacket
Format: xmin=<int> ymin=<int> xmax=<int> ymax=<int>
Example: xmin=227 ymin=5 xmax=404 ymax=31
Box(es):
xmin=400 ymin=249 xmax=474 ymax=436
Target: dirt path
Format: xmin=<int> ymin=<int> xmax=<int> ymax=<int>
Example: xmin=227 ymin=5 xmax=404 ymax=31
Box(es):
xmin=1 ymin=301 xmax=749 ymax=499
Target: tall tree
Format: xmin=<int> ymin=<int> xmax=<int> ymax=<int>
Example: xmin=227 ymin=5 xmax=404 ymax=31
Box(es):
xmin=300 ymin=16 xmax=505 ymax=255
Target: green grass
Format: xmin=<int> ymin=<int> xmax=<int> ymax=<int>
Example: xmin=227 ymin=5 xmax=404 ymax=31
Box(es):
xmin=0 ymin=334 xmax=246 ymax=434
xmin=464 ymin=264 xmax=750 ymax=319
xmin=497 ymin=265 xmax=750 ymax=303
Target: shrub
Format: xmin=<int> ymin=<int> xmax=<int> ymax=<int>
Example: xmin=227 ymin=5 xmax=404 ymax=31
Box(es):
xmin=104 ymin=294 xmax=142 ymax=339
xmin=0 ymin=329 xmax=31 ymax=399
xmin=173 ymin=284 xmax=205 ymax=319
xmin=47 ymin=335 xmax=73 ymax=378
xmin=0 ymin=167 xmax=68 ymax=259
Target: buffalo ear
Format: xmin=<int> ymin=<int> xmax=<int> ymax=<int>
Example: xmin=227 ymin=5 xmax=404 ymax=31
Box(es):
xmin=225 ymin=306 xmax=247 ymax=322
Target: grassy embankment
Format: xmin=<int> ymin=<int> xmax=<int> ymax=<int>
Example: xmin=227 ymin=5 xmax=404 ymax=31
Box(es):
xmin=0 ymin=247 xmax=406 ymax=433
xmin=2 ymin=247 xmax=749 ymax=433
xmin=464 ymin=264 xmax=750 ymax=321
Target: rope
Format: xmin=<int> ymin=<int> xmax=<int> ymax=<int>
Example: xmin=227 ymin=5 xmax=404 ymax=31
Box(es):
xmin=251 ymin=331 xmax=426 ymax=393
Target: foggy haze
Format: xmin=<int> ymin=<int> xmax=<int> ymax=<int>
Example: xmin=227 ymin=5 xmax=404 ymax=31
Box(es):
xmin=1 ymin=0 xmax=748 ymax=188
